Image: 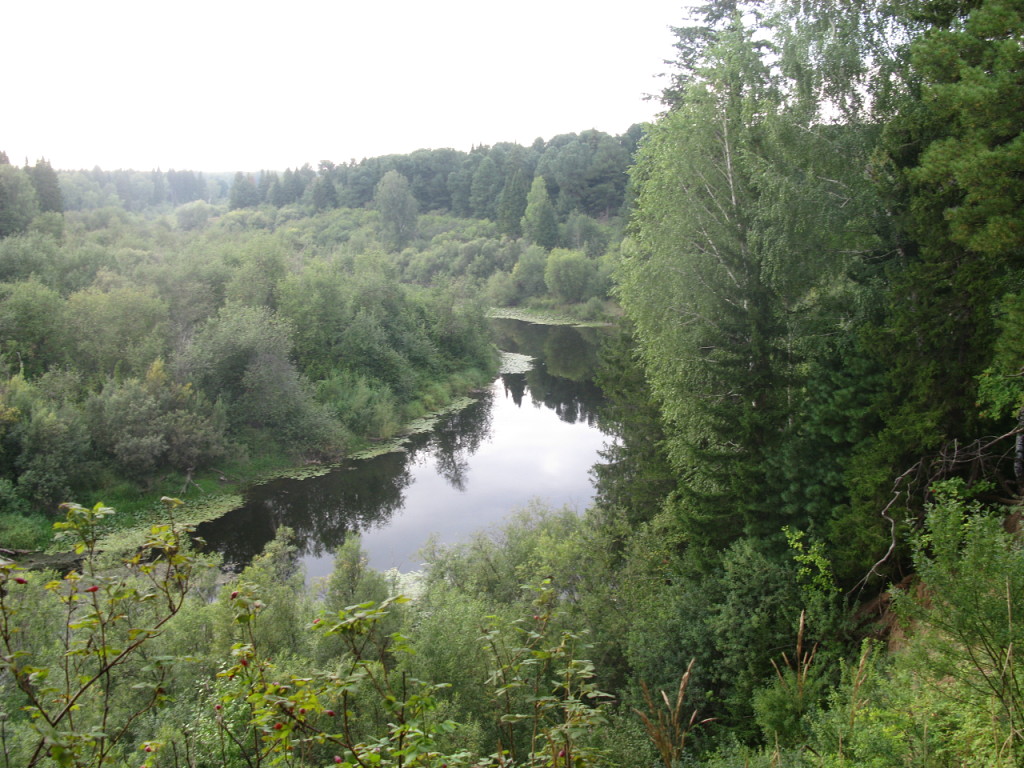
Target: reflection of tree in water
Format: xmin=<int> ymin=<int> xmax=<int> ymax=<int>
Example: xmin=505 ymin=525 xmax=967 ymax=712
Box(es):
xmin=196 ymin=445 xmax=417 ymax=567
xmin=542 ymin=325 xmax=601 ymax=381
xmin=426 ymin=390 xmax=494 ymax=491
xmin=524 ymin=364 xmax=603 ymax=426
xmin=500 ymin=373 xmax=527 ymax=407
xmin=489 ymin=318 xmax=605 ymax=383
xmin=491 ymin=318 xmax=606 ymax=425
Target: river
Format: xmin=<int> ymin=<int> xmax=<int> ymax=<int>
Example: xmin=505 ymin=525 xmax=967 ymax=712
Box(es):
xmin=196 ymin=318 xmax=609 ymax=579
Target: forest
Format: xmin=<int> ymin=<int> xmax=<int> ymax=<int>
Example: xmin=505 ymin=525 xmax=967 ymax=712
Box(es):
xmin=1 ymin=0 xmax=1023 ymax=764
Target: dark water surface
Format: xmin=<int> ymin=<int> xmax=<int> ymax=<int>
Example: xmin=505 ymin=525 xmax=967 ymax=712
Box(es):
xmin=196 ymin=319 xmax=609 ymax=579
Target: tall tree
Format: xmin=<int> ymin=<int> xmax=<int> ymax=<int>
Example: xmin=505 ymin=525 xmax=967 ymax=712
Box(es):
xmin=469 ymin=156 xmax=501 ymax=219
xmin=521 ymin=176 xmax=558 ymax=249
xmin=497 ymin=166 xmax=530 ymax=237
xmin=0 ymin=165 xmax=39 ymax=238
xmin=620 ymin=1 xmax=883 ymax=548
xmin=374 ymin=170 xmax=418 ymax=251
xmin=311 ymin=175 xmax=338 ymax=211
xmin=229 ymin=172 xmax=260 ymax=210
xmin=28 ymin=159 xmax=63 ymax=214
xmin=847 ymin=0 xmax=1024 ymax=518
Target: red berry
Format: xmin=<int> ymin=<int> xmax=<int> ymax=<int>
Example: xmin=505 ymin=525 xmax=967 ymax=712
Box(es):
xmin=214 ymin=704 xmax=222 ymax=711
xmin=230 ymin=590 xmax=239 ymax=599
xmin=13 ymin=577 xmax=26 ymax=584
xmin=145 ymin=746 xmax=153 ymax=752
xmin=274 ymin=722 xmax=283 ymax=730
xmin=239 ymin=658 xmax=248 ymax=666
xmin=85 ymin=585 xmax=99 ymax=592
xmin=334 ymin=757 xmax=342 ymax=764
xmin=325 ymin=709 xmax=336 ymax=717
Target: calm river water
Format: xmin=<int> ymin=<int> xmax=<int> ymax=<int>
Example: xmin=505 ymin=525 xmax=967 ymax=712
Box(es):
xmin=196 ymin=319 xmax=610 ymax=579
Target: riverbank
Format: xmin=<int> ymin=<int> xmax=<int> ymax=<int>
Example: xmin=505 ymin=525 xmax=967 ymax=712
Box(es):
xmin=0 ymin=364 xmax=496 ymax=561
xmin=11 ymin=311 xmax=607 ymax=561
xmin=486 ymin=304 xmax=617 ymax=327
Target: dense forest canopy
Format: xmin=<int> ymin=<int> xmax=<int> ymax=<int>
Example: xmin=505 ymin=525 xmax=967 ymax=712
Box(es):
xmin=1 ymin=0 xmax=1024 ymax=765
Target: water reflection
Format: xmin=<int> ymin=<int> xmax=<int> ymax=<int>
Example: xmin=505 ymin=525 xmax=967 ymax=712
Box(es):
xmin=197 ymin=392 xmax=495 ymax=570
xmin=195 ymin=449 xmax=414 ymax=568
xmin=490 ymin=319 xmax=604 ymax=426
xmin=428 ymin=389 xmax=494 ymax=491
xmin=196 ymin=319 xmax=609 ymax=575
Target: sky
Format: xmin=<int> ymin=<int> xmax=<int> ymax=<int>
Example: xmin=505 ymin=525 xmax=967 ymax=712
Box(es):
xmin=3 ymin=0 xmax=686 ymax=173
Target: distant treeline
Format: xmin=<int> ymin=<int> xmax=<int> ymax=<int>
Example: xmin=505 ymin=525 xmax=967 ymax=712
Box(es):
xmin=0 ymin=127 xmax=641 ymax=228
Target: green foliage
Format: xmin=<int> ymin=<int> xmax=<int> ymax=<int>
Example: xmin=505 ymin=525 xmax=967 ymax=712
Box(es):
xmin=907 ymin=0 xmax=1024 ymax=260
xmin=28 ymin=159 xmax=63 ymax=215
xmin=173 ymin=199 xmax=210 ymax=231
xmin=174 ymin=302 xmax=335 ymax=446
xmin=0 ymin=280 xmax=66 ymax=378
xmin=480 ymin=581 xmax=612 ymax=767
xmin=64 ymin=285 xmax=170 ymax=381
xmin=977 ymin=291 xmax=1024 ymax=422
xmin=619 ymin=10 xmax=793 ymax=545
xmin=0 ymin=165 xmax=40 ymax=238
xmin=470 ymin=156 xmax=502 ymax=220
xmin=85 ymin=360 xmax=227 ymax=483
xmin=374 ymin=170 xmax=419 ymax=251
xmin=228 ymin=172 xmax=260 ymax=210
xmin=521 ymin=176 xmax=558 ymax=249
xmin=751 ymin=612 xmax=828 ymax=748
xmin=497 ymin=166 xmax=530 ymax=238
xmin=894 ymin=480 xmax=1024 ymax=756
xmin=0 ymin=499 xmax=198 ymax=768
xmin=2 ymin=377 xmax=91 ymax=511
xmin=591 ymin=325 xmax=675 ymax=526
xmin=0 ymin=231 xmax=62 ymax=285
xmin=544 ymin=248 xmax=598 ymax=304
xmin=11 ymin=9 xmax=1024 ymax=759
xmin=513 ymin=244 xmax=549 ymax=301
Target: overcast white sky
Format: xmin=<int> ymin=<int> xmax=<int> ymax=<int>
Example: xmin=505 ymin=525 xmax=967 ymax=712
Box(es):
xmin=3 ymin=1 xmax=685 ymax=172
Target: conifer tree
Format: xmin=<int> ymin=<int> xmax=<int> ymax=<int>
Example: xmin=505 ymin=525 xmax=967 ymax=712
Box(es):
xmin=848 ymin=0 xmax=1024 ymax=519
xmin=28 ymin=158 xmax=63 ymax=214
xmin=497 ymin=166 xmax=529 ymax=237
xmin=469 ymin=156 xmax=501 ymax=219
xmin=620 ymin=0 xmax=884 ymax=548
xmin=228 ymin=172 xmax=260 ymax=210
xmin=0 ymin=164 xmax=40 ymax=237
xmin=521 ymin=176 xmax=558 ymax=249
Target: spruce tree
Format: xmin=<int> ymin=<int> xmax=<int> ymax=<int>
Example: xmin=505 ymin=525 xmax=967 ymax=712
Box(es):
xmin=521 ymin=176 xmax=558 ymax=249
xmin=497 ymin=167 xmax=529 ymax=237
xmin=228 ymin=172 xmax=260 ymax=210
xmin=29 ymin=159 xmax=63 ymax=214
